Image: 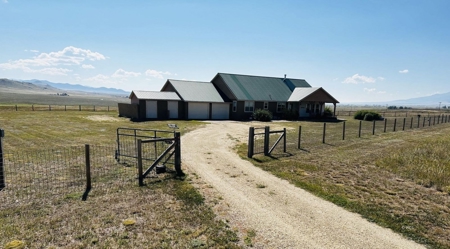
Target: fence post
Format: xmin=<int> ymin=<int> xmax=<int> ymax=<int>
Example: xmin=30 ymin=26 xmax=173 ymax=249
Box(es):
xmin=322 ymin=123 xmax=326 ymax=143
xmin=137 ymin=139 xmax=144 ymax=186
xmin=393 ymin=119 xmax=397 ymax=132
xmin=248 ymin=127 xmax=255 ymax=158
xmin=283 ymin=128 xmax=286 ymax=153
xmin=0 ymin=129 xmax=5 ymax=190
xmin=49 ymin=105 xmax=51 ymax=111
xmin=384 ymin=118 xmax=387 ymax=133
xmin=82 ymin=144 xmax=92 ymax=201
xmin=403 ymin=118 xmax=406 ymax=131
xmin=94 ymin=106 xmax=96 ymax=112
xmin=65 ymin=105 xmax=66 ymax=111
xmin=264 ymin=126 xmax=270 ymax=156
xmin=433 ymin=116 xmax=436 ymax=125
xmin=429 ymin=117 xmax=431 ymax=126
xmin=79 ymin=105 xmax=81 ymax=111
xmin=342 ymin=122 xmax=346 ymax=140
xmin=108 ymin=106 xmax=110 ymax=112
xmin=423 ymin=117 xmax=426 ymax=127
xmin=298 ymin=126 xmax=302 ymax=149
xmin=358 ymin=120 xmax=362 ymax=138
xmin=15 ymin=105 xmax=17 ymax=111
xmin=32 ymin=105 xmax=34 ymax=111
xmin=410 ymin=117 xmax=413 ymax=129
xmin=372 ymin=120 xmax=376 ymax=135
xmin=174 ymin=132 xmax=182 ymax=176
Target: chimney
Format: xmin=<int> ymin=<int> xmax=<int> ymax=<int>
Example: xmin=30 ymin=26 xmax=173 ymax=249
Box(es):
xmin=284 ymin=74 xmax=287 ymax=81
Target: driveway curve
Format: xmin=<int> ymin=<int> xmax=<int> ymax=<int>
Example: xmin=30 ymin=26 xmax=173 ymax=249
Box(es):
xmin=181 ymin=121 xmax=424 ymax=249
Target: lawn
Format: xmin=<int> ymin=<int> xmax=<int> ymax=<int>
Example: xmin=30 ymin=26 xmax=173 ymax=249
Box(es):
xmin=0 ymin=111 xmax=241 ymax=248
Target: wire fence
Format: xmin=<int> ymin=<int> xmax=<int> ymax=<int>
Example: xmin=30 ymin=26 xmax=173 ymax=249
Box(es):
xmin=336 ymin=110 xmax=450 ymax=118
xmin=0 ymin=104 xmax=117 ymax=112
xmin=0 ymin=145 xmax=138 ymax=208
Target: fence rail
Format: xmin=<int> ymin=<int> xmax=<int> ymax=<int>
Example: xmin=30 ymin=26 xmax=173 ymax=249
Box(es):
xmin=0 ymin=104 xmax=117 ymax=112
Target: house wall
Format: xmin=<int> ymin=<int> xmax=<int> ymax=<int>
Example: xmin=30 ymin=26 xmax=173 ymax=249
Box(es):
xmin=130 ymin=95 xmax=139 ymax=104
xmin=138 ymin=100 xmax=146 ymax=120
xmin=118 ymin=103 xmax=139 ymax=119
xmin=211 ymin=75 xmax=234 ymax=102
xmin=157 ymin=100 xmax=169 ymax=119
xmin=302 ymin=90 xmax=336 ymax=103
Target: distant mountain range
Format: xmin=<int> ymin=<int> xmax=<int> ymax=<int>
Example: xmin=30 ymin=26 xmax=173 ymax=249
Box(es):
xmin=20 ymin=79 xmax=128 ymax=95
xmin=0 ymin=78 xmax=60 ymax=92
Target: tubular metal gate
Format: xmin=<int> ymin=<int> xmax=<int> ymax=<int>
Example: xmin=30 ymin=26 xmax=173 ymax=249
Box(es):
xmin=247 ymin=126 xmax=286 ymax=158
xmin=116 ymin=128 xmax=182 ymax=184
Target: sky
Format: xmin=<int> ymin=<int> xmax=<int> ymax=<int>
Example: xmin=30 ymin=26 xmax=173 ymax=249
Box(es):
xmin=1 ymin=0 xmax=450 ymax=103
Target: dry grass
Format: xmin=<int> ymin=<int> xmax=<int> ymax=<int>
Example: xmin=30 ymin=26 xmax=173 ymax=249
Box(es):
xmin=0 ymin=111 xmax=241 ymax=248
xmin=238 ymin=117 xmax=450 ymax=248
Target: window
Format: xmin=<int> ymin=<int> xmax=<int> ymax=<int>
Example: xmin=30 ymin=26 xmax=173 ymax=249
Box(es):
xmin=263 ymin=102 xmax=269 ymax=109
xmin=244 ymin=101 xmax=254 ymax=112
xmin=232 ymin=101 xmax=237 ymax=112
xmin=306 ymin=103 xmax=311 ymax=113
xmin=277 ymin=102 xmax=286 ymax=113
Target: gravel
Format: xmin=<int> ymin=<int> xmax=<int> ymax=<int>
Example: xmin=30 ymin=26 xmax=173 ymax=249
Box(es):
xmin=182 ymin=121 xmax=424 ymax=249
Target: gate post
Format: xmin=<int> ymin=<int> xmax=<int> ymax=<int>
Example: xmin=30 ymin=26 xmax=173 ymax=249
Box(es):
xmin=372 ymin=120 xmax=376 ymax=135
xmin=298 ymin=126 xmax=302 ymax=149
xmin=393 ymin=119 xmax=397 ymax=132
xmin=0 ymin=129 xmax=5 ymax=190
xmin=358 ymin=120 xmax=362 ymax=138
xmin=82 ymin=144 xmax=92 ymax=201
xmin=342 ymin=122 xmax=346 ymax=140
xmin=264 ymin=126 xmax=270 ymax=156
xmin=403 ymin=118 xmax=406 ymax=131
xmin=248 ymin=127 xmax=255 ymax=158
xmin=384 ymin=118 xmax=387 ymax=133
xmin=174 ymin=132 xmax=182 ymax=176
xmin=137 ymin=139 xmax=144 ymax=186
xmin=322 ymin=123 xmax=326 ymax=143
xmin=283 ymin=128 xmax=286 ymax=153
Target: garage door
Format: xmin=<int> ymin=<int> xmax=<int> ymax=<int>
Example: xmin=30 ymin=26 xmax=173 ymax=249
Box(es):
xmin=188 ymin=102 xmax=209 ymax=119
xmin=146 ymin=101 xmax=157 ymax=119
xmin=211 ymin=103 xmax=229 ymax=120
xmin=167 ymin=101 xmax=178 ymax=119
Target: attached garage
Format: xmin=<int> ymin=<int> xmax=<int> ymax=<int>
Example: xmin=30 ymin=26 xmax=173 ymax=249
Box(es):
xmin=146 ymin=100 xmax=157 ymax=118
xmin=188 ymin=102 xmax=209 ymax=119
xmin=211 ymin=103 xmax=229 ymax=120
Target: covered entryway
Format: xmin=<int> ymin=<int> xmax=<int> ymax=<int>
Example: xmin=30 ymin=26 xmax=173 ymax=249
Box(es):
xmin=211 ymin=103 xmax=229 ymax=120
xmin=167 ymin=101 xmax=178 ymax=119
xmin=146 ymin=100 xmax=157 ymax=118
xmin=188 ymin=102 xmax=209 ymax=119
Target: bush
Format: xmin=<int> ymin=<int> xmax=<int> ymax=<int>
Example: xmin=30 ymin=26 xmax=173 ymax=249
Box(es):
xmin=324 ymin=106 xmax=333 ymax=117
xmin=253 ymin=109 xmax=273 ymax=121
xmin=282 ymin=109 xmax=298 ymax=120
xmin=354 ymin=110 xmax=382 ymax=121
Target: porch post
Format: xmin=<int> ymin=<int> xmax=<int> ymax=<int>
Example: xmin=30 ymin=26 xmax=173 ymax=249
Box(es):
xmin=333 ymin=103 xmax=337 ymax=117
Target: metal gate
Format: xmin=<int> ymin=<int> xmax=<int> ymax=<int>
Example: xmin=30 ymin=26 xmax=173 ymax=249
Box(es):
xmin=115 ymin=128 xmax=182 ymax=184
xmin=247 ymin=126 xmax=286 ymax=158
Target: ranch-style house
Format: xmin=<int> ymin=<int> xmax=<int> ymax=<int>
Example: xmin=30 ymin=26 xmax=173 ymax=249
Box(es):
xmin=118 ymin=73 xmax=339 ymax=121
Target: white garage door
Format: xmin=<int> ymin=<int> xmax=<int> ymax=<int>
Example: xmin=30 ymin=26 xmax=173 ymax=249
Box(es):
xmin=211 ymin=103 xmax=229 ymax=120
xmin=167 ymin=101 xmax=178 ymax=119
xmin=146 ymin=100 xmax=157 ymax=119
xmin=188 ymin=102 xmax=209 ymax=119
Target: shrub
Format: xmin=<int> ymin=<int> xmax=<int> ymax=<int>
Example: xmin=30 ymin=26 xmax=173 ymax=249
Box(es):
xmin=354 ymin=110 xmax=382 ymax=121
xmin=324 ymin=106 xmax=333 ymax=117
xmin=282 ymin=109 xmax=298 ymax=120
xmin=253 ymin=109 xmax=273 ymax=121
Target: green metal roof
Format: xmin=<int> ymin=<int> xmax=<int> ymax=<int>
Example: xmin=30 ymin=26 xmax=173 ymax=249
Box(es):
xmin=165 ymin=79 xmax=225 ymax=102
xmin=216 ymin=73 xmax=311 ymax=101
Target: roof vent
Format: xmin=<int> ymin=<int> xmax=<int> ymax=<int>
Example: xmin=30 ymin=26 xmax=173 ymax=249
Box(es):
xmin=284 ymin=74 xmax=287 ymax=81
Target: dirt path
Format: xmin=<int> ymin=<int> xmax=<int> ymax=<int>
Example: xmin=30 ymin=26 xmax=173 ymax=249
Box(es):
xmin=181 ymin=121 xmax=424 ymax=248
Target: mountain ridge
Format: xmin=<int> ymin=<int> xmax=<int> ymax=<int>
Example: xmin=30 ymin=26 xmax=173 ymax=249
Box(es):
xmin=21 ymin=79 xmax=128 ymax=95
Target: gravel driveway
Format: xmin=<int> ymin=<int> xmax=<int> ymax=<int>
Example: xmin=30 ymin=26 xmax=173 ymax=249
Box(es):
xmin=181 ymin=121 xmax=424 ymax=249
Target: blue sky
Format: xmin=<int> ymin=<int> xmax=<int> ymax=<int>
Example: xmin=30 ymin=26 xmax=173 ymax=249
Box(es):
xmin=1 ymin=0 xmax=449 ymax=103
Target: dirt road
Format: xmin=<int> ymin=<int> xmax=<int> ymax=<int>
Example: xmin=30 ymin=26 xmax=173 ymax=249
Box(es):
xmin=181 ymin=121 xmax=424 ymax=248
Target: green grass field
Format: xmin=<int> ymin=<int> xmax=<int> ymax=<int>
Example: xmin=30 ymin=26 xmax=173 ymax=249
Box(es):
xmin=0 ymin=111 xmax=241 ymax=248
xmin=238 ymin=118 xmax=450 ymax=248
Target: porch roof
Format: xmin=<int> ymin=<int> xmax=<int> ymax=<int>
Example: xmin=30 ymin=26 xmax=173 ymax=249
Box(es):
xmin=288 ymin=87 xmax=339 ymax=103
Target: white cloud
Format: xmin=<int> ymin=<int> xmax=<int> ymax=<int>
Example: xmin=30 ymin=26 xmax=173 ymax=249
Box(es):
xmin=399 ymin=69 xmax=409 ymax=74
xmin=85 ymin=74 xmax=114 ymax=86
xmin=81 ymin=64 xmax=95 ymax=69
xmin=377 ymin=77 xmax=385 ymax=81
xmin=364 ymin=88 xmax=376 ymax=92
xmin=0 ymin=46 xmax=106 ymax=75
xmin=112 ymin=68 xmax=141 ymax=78
xmin=342 ymin=74 xmax=376 ymax=84
xmin=145 ymin=69 xmax=172 ymax=79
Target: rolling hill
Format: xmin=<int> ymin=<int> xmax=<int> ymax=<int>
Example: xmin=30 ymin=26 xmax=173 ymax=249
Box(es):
xmin=21 ymin=79 xmax=128 ymax=95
